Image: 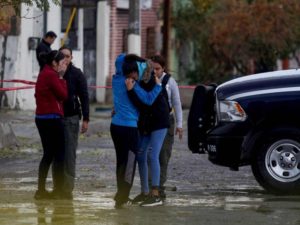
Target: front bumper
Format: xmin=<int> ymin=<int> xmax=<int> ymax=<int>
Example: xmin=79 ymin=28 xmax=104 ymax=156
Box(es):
xmin=207 ymin=135 xmax=244 ymax=167
xmin=206 ymin=123 xmax=248 ymax=167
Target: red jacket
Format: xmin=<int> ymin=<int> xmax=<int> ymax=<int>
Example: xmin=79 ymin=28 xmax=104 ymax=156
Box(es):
xmin=35 ymin=65 xmax=68 ymax=116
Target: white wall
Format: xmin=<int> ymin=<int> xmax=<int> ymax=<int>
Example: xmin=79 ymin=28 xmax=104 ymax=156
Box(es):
xmin=14 ymin=5 xmax=44 ymax=110
xmin=15 ymin=2 xmax=61 ymax=110
xmin=47 ymin=1 xmax=61 ymax=50
xmin=3 ymin=2 xmax=90 ymax=109
xmin=8 ymin=2 xmax=63 ymax=110
xmin=96 ymin=1 xmax=110 ymax=103
xmin=4 ymin=36 xmax=19 ymax=108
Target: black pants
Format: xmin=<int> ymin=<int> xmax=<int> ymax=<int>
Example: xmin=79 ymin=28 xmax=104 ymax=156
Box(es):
xmin=35 ymin=118 xmax=65 ymax=192
xmin=110 ymin=124 xmax=138 ymax=204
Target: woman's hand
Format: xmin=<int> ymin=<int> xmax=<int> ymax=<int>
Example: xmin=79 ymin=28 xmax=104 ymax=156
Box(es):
xmin=81 ymin=121 xmax=88 ymax=133
xmin=125 ymin=78 xmax=135 ymax=90
xmin=57 ymin=60 xmax=68 ymax=78
xmin=154 ymin=75 xmax=161 ymax=85
xmin=175 ymin=127 xmax=183 ymax=140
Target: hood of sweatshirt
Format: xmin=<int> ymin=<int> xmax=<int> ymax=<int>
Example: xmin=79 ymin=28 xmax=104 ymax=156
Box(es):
xmin=115 ymin=53 xmax=126 ymax=76
xmin=139 ymin=60 xmax=152 ymax=83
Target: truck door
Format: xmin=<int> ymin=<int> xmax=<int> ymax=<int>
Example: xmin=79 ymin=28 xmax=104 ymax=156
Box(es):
xmin=188 ymin=84 xmax=216 ymax=153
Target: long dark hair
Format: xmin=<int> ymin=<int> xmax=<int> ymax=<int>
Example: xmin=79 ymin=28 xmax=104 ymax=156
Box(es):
xmin=151 ymin=55 xmax=166 ymax=72
xmin=40 ymin=50 xmax=65 ymax=66
xmin=59 ymin=46 xmax=73 ymax=55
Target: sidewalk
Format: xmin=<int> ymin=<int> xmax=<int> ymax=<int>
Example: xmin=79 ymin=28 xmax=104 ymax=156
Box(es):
xmin=0 ymin=104 xmax=113 ymax=149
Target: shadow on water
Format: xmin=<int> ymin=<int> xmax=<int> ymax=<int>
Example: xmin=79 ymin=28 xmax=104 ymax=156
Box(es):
xmin=1 ymin=177 xmax=300 ymax=225
xmin=0 ymin=192 xmax=300 ymax=225
xmin=35 ymin=200 xmax=75 ymax=225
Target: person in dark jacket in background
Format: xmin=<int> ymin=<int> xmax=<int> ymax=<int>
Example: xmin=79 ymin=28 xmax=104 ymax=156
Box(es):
xmin=36 ymin=31 xmax=57 ymax=71
xmin=34 ymin=50 xmax=67 ymax=200
xmin=56 ymin=46 xmax=89 ymax=199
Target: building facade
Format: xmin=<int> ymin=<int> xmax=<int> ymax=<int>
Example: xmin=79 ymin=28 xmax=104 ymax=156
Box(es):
xmin=0 ymin=0 xmax=164 ymax=110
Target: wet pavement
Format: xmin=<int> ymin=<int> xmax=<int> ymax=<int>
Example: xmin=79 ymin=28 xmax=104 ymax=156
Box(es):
xmin=0 ymin=108 xmax=300 ymax=225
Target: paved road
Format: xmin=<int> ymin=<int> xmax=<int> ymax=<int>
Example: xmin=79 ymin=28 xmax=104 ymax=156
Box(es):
xmin=0 ymin=109 xmax=300 ymax=225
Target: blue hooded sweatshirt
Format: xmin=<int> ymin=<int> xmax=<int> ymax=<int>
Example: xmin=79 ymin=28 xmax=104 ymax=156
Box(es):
xmin=111 ymin=53 xmax=162 ymax=127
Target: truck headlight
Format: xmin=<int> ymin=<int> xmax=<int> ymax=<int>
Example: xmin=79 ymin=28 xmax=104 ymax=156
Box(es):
xmin=218 ymin=101 xmax=247 ymax=122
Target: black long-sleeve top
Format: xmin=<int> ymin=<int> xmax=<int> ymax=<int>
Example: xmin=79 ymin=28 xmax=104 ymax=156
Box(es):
xmin=127 ymin=74 xmax=170 ymax=134
xmin=63 ymin=64 xmax=89 ymax=121
xmin=36 ymin=39 xmax=51 ymax=71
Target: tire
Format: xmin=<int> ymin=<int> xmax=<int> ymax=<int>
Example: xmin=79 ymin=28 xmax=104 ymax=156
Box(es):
xmin=252 ymin=135 xmax=300 ymax=194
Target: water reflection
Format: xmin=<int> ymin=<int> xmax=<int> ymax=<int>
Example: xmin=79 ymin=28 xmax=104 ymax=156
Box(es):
xmin=35 ymin=200 xmax=74 ymax=225
xmin=0 ymin=181 xmax=299 ymax=225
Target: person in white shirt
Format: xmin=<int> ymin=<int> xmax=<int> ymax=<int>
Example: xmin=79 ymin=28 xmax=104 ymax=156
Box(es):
xmin=150 ymin=55 xmax=183 ymax=199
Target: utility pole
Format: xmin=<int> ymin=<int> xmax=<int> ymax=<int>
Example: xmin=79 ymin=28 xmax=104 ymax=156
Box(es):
xmin=128 ymin=0 xmax=141 ymax=55
xmin=162 ymin=0 xmax=171 ymax=68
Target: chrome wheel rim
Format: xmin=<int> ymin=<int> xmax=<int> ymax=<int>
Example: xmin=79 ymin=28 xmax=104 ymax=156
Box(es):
xmin=265 ymin=139 xmax=300 ymax=182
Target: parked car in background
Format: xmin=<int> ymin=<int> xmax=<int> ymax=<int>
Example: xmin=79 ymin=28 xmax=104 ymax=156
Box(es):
xmin=188 ymin=69 xmax=300 ymax=194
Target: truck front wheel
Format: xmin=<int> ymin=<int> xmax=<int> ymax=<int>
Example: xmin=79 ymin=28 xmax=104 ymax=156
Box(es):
xmin=252 ymin=137 xmax=300 ymax=194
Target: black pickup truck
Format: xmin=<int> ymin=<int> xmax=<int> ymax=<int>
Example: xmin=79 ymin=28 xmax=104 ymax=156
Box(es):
xmin=188 ymin=69 xmax=300 ymax=194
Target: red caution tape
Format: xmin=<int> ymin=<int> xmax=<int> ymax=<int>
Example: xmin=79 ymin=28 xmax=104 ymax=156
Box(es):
xmin=0 ymin=79 xmax=196 ymax=91
xmin=0 ymin=79 xmax=36 ymax=91
xmin=178 ymin=85 xmax=196 ymax=89
xmin=89 ymin=85 xmax=112 ymax=89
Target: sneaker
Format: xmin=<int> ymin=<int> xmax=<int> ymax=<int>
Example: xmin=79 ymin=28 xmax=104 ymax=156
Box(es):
xmin=140 ymin=196 xmax=163 ymax=207
xmin=114 ymin=199 xmax=132 ymax=209
xmin=132 ymin=193 xmax=149 ymax=204
xmin=34 ymin=190 xmax=52 ymax=200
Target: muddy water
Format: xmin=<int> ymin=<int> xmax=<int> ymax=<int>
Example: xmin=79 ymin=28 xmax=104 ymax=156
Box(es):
xmin=0 ymin=190 xmax=299 ymax=225
xmin=1 ymin=110 xmax=300 ymax=225
xmin=1 ymin=153 xmax=300 ymax=225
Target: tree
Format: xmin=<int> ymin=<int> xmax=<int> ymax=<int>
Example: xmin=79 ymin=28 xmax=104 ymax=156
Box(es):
xmin=174 ymin=0 xmax=300 ymax=84
xmin=0 ymin=0 xmax=60 ymax=15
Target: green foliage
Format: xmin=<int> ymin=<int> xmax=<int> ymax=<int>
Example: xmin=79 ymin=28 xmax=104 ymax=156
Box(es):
xmin=174 ymin=0 xmax=300 ymax=84
xmin=0 ymin=0 xmax=60 ymax=15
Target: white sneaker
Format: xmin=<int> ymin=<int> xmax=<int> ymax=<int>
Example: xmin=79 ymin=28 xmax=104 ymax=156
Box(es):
xmin=140 ymin=196 xmax=163 ymax=207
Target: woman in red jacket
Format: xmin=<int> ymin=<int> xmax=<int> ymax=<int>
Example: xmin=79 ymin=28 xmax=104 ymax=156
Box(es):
xmin=34 ymin=50 xmax=68 ymax=200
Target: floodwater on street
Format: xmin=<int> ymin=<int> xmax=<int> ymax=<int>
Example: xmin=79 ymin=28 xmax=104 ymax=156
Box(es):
xmin=0 ymin=109 xmax=300 ymax=225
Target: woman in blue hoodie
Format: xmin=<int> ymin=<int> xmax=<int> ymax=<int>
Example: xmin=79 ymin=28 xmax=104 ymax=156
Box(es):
xmin=110 ymin=53 xmax=162 ymax=209
xmin=124 ymin=55 xmax=170 ymax=207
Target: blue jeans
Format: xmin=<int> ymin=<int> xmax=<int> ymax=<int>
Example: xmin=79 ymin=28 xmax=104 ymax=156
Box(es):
xmin=137 ymin=128 xmax=167 ymax=194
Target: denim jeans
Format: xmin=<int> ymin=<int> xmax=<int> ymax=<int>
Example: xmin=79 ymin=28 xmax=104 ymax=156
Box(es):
xmin=137 ymin=128 xmax=167 ymax=194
